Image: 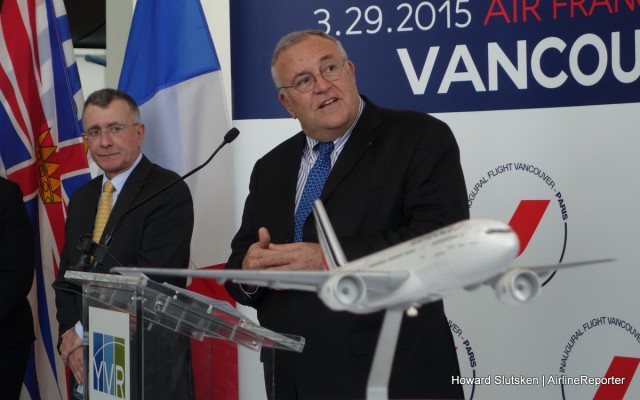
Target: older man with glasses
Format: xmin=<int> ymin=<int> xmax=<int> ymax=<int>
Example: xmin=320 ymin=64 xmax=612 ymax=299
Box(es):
xmin=54 ymin=88 xmax=195 ymax=399
xmin=225 ymin=30 xmax=469 ymax=399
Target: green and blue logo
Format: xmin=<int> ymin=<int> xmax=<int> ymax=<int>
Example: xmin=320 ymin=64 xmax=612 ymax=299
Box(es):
xmin=92 ymin=332 xmax=126 ymax=398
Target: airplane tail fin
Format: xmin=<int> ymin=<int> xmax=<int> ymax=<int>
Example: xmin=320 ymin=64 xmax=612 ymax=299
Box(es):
xmin=313 ymin=200 xmax=348 ymax=270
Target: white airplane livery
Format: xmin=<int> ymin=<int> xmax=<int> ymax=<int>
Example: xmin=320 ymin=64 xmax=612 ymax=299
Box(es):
xmin=312 ymin=199 xmax=525 ymax=314
xmin=114 ymin=199 xmax=610 ymax=316
xmin=112 ymin=199 xmax=612 ymax=399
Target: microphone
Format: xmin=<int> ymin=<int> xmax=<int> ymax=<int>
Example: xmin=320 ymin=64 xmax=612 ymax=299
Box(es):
xmin=50 ymin=235 xmax=94 ymax=295
xmin=86 ymin=127 xmax=240 ymax=269
xmin=72 ymin=234 xmax=95 ymax=271
xmin=113 ymin=127 xmax=240 ymax=219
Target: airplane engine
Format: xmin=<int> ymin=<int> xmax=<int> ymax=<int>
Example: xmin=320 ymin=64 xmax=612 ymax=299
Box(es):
xmin=319 ymin=274 xmax=367 ymax=311
xmin=493 ymin=269 xmax=541 ymax=306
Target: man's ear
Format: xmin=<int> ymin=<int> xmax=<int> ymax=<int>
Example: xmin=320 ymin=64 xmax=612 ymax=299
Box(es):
xmin=136 ymin=123 xmax=146 ymax=144
xmin=278 ymin=92 xmax=297 ymax=119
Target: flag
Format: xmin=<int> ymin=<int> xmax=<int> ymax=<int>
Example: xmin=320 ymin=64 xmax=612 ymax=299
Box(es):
xmin=0 ymin=0 xmax=91 ymax=398
xmin=118 ymin=0 xmax=235 ymax=272
xmin=118 ymin=0 xmax=238 ymax=398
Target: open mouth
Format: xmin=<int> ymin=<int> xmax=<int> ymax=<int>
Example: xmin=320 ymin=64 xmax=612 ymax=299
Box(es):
xmin=319 ymin=98 xmax=338 ymax=109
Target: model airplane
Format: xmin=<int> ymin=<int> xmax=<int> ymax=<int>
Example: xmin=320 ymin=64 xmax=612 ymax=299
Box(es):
xmin=113 ymin=199 xmax=612 ymax=315
xmin=112 ymin=200 xmax=612 ymax=399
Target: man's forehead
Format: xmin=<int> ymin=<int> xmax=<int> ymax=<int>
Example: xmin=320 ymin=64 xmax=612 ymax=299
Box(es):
xmin=285 ymin=36 xmax=339 ymax=59
xmin=86 ymin=98 xmax=129 ymax=110
xmin=83 ymin=101 xmax=130 ymax=119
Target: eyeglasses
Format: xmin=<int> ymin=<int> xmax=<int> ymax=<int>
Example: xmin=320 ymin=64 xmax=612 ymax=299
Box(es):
xmin=279 ymin=60 xmax=346 ymax=93
xmin=82 ymin=123 xmax=140 ymax=141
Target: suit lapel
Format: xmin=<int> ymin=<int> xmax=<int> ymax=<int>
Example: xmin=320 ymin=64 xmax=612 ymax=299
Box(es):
xmin=100 ymin=156 xmax=152 ymax=243
xmin=84 ymin=177 xmax=104 ymax=238
xmin=322 ymin=98 xmax=382 ymax=200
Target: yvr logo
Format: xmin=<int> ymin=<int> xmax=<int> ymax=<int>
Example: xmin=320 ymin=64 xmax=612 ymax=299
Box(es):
xmin=92 ymin=332 xmax=127 ymax=398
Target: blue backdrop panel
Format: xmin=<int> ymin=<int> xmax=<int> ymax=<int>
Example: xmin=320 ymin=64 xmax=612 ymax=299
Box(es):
xmin=231 ymin=0 xmax=640 ymax=119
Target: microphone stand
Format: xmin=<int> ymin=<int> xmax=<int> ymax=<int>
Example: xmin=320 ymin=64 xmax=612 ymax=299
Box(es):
xmin=88 ymin=127 xmax=240 ymax=270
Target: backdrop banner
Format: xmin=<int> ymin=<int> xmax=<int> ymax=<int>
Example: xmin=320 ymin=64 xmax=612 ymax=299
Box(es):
xmin=230 ymin=1 xmax=640 ymax=399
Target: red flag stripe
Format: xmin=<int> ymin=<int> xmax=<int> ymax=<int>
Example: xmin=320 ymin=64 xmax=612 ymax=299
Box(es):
xmin=0 ymin=0 xmax=49 ymax=136
xmin=0 ymin=50 xmax=32 ymax=148
xmin=58 ymin=141 xmax=89 ymax=177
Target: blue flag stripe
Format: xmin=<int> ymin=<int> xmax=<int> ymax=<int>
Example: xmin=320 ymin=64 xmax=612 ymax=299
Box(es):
xmin=49 ymin=10 xmax=84 ymax=142
xmin=119 ymin=0 xmax=222 ymax=105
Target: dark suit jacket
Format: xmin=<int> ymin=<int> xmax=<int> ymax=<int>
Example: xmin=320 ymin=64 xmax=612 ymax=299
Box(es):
xmin=0 ymin=177 xmax=35 ymax=348
xmin=54 ymin=156 xmax=194 ymax=399
xmin=226 ymin=97 xmax=469 ymax=399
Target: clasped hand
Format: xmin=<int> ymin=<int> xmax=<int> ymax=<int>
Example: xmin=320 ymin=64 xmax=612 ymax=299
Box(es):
xmin=242 ymin=227 xmax=324 ymax=271
xmin=60 ymin=327 xmax=85 ymax=384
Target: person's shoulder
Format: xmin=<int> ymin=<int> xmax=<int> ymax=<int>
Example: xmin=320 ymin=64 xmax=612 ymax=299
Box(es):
xmin=379 ymin=103 xmax=446 ymax=127
xmin=73 ymin=175 xmax=102 ymax=196
xmin=0 ymin=177 xmax=23 ymax=207
xmin=148 ymin=161 xmax=182 ymax=181
xmin=143 ymin=160 xmax=192 ymax=200
xmin=365 ymin=103 xmax=457 ymax=150
xmin=363 ymin=96 xmax=448 ymax=130
xmin=133 ymin=155 xmax=181 ymax=183
xmin=258 ymin=132 xmax=306 ymax=162
xmin=371 ymin=107 xmax=453 ymax=145
xmin=65 ymin=175 xmax=101 ymax=211
xmin=0 ymin=176 xmax=20 ymax=193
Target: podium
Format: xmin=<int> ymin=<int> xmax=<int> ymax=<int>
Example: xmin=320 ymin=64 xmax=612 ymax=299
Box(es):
xmin=65 ymin=270 xmax=305 ymax=399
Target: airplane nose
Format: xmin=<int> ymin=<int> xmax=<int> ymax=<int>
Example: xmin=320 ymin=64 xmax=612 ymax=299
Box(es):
xmin=484 ymin=224 xmax=520 ymax=258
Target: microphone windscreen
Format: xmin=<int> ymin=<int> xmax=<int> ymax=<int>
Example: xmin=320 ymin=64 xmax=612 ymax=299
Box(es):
xmin=224 ymin=127 xmax=240 ymax=143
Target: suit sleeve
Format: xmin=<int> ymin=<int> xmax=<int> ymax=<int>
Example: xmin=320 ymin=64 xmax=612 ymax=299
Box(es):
xmin=54 ymin=193 xmax=86 ymax=335
xmin=225 ymin=163 xmax=263 ymax=306
xmin=0 ymin=181 xmax=35 ymax=324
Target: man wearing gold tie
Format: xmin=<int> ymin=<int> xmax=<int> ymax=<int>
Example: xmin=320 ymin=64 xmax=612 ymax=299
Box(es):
xmin=53 ymin=88 xmax=194 ymax=399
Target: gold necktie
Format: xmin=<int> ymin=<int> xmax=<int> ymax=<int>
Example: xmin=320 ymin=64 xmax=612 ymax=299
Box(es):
xmin=92 ymin=181 xmax=115 ymax=243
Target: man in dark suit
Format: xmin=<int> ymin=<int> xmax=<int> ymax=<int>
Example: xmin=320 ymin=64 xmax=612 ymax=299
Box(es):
xmin=226 ymin=30 xmax=468 ymax=399
xmin=53 ymin=89 xmax=194 ymax=399
xmin=0 ymin=177 xmax=35 ymax=398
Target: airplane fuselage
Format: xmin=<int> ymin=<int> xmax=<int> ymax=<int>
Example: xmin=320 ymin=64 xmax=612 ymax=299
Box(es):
xmin=322 ymin=219 xmax=520 ymax=313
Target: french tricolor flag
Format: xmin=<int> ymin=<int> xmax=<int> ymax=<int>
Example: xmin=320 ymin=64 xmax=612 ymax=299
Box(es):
xmin=118 ymin=0 xmax=238 ymax=398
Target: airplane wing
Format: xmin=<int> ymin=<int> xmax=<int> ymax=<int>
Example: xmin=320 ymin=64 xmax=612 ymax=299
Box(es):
xmin=517 ymin=258 xmax=615 ymax=274
xmin=114 ymin=200 xmax=412 ymax=300
xmin=482 ymin=258 xmax=615 ymax=306
xmin=482 ymin=258 xmax=615 ymax=288
xmin=111 ymin=267 xmax=410 ymax=296
xmin=112 ymin=267 xmax=330 ymax=291
xmin=198 ymin=269 xmax=329 ymax=292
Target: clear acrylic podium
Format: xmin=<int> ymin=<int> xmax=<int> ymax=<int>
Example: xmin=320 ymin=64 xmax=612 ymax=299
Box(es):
xmin=65 ymin=270 xmax=305 ymax=399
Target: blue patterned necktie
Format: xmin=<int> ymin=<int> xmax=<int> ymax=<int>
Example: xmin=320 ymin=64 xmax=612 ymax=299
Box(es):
xmin=293 ymin=141 xmax=334 ymax=242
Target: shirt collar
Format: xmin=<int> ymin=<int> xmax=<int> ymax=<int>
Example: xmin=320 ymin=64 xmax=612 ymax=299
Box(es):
xmin=101 ymin=153 xmax=143 ymax=193
xmin=304 ymin=97 xmax=365 ymax=150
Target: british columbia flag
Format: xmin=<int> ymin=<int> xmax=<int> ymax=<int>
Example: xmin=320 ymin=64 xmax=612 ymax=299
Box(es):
xmin=0 ymin=0 xmax=90 ymax=398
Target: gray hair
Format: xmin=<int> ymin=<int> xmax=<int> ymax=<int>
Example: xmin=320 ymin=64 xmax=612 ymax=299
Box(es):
xmin=83 ymin=88 xmax=141 ymax=122
xmin=271 ymin=30 xmax=348 ymax=89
